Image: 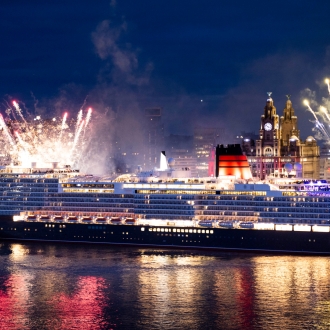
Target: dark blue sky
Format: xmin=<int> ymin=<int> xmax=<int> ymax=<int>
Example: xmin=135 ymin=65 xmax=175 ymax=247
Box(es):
xmin=1 ymin=0 xmax=330 ymax=139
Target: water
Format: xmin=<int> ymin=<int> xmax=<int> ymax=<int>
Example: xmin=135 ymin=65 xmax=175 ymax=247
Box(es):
xmin=1 ymin=243 xmax=330 ymax=330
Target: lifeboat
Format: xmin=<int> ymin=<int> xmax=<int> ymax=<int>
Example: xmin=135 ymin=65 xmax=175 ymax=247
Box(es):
xmin=125 ymin=217 xmax=136 ymax=225
xmin=198 ymin=220 xmax=213 ymax=227
xmin=39 ymin=215 xmax=51 ymax=221
xmin=239 ymin=222 xmax=254 ymax=229
xmin=95 ymin=217 xmax=107 ymax=223
xmin=67 ymin=216 xmax=79 ymax=222
xmin=26 ymin=215 xmax=37 ymax=221
xmin=218 ymin=221 xmax=234 ymax=229
xmin=81 ymin=216 xmax=93 ymax=223
xmin=110 ymin=217 xmax=122 ymax=224
xmin=53 ymin=215 xmax=64 ymax=222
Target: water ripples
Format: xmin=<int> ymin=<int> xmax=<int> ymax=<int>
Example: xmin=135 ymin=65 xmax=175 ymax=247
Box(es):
xmin=1 ymin=243 xmax=330 ymax=329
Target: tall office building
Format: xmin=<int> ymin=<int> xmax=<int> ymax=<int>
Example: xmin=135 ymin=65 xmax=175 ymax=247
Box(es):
xmin=144 ymin=108 xmax=164 ymax=169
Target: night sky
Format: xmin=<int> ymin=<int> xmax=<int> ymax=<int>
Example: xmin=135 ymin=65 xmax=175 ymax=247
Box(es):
xmin=2 ymin=0 xmax=330 ymax=140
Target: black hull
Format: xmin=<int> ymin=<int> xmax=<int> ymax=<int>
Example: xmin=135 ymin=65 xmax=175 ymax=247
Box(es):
xmin=1 ymin=217 xmax=330 ymax=255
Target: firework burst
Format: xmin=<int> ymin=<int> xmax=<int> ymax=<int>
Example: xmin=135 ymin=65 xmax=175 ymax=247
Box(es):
xmin=303 ymin=78 xmax=330 ymax=143
xmin=0 ymin=101 xmax=93 ymax=168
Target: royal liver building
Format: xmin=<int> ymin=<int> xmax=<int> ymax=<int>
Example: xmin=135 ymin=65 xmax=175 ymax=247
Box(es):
xmin=242 ymin=94 xmax=320 ymax=179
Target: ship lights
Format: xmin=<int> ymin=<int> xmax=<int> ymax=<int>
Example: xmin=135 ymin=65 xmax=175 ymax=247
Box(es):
xmin=254 ymin=223 xmax=275 ymax=230
xmin=13 ymin=215 xmax=23 ymax=222
xmin=293 ymin=225 xmax=311 ymax=232
xmin=275 ymin=224 xmax=292 ymax=231
xmin=312 ymin=226 xmax=330 ymax=233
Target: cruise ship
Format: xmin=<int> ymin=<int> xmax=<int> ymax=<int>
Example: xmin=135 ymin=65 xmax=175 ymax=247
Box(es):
xmin=1 ymin=145 xmax=330 ymax=254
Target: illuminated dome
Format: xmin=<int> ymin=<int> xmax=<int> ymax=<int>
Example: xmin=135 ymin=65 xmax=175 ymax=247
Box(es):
xmin=289 ymin=135 xmax=299 ymax=141
xmin=306 ymin=136 xmax=315 ymax=142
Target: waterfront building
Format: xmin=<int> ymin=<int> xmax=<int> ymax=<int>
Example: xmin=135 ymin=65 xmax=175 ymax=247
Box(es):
xmin=246 ymin=94 xmax=320 ymax=179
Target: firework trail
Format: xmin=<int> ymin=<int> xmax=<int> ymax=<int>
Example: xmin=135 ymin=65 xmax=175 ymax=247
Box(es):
xmin=62 ymin=112 xmax=68 ymax=129
xmin=303 ymin=79 xmax=330 ymax=143
xmin=13 ymin=100 xmax=27 ymax=124
xmin=325 ymin=78 xmax=330 ymax=95
xmin=81 ymin=107 xmax=93 ymax=141
xmin=59 ymin=112 xmax=68 ymax=140
xmin=304 ymin=100 xmax=318 ymax=121
xmin=80 ymin=96 xmax=89 ymax=112
xmin=70 ymin=119 xmax=85 ymax=159
xmin=85 ymin=108 xmax=92 ymax=128
xmin=320 ymin=106 xmax=330 ymax=121
xmin=303 ymin=100 xmax=329 ymax=138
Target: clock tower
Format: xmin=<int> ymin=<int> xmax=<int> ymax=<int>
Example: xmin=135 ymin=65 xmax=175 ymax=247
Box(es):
xmin=245 ymin=93 xmax=319 ymax=179
xmin=280 ymin=95 xmax=300 ymax=156
xmin=256 ymin=93 xmax=280 ymax=157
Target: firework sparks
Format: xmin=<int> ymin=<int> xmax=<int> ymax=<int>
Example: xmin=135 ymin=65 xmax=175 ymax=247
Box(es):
xmin=12 ymin=100 xmax=27 ymax=123
xmin=320 ymin=106 xmax=330 ymax=121
xmin=0 ymin=100 xmax=93 ymax=168
xmin=325 ymin=78 xmax=330 ymax=95
xmin=61 ymin=112 xmax=68 ymax=129
xmin=303 ymin=100 xmax=318 ymax=121
xmin=303 ymin=87 xmax=330 ymax=141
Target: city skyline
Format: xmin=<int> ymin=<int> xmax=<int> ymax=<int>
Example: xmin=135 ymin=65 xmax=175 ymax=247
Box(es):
xmin=1 ymin=1 xmax=330 ymax=158
xmin=2 ymin=3 xmax=330 ymax=327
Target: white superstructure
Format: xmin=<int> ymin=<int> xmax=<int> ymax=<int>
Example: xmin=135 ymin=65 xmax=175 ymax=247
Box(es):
xmin=1 ymin=150 xmax=330 ymax=234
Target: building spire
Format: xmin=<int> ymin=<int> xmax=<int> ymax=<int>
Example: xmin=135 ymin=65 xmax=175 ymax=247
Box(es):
xmin=264 ymin=92 xmax=275 ymax=118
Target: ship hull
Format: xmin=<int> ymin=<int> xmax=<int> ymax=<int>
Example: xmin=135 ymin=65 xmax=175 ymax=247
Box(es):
xmin=1 ymin=217 xmax=330 ymax=255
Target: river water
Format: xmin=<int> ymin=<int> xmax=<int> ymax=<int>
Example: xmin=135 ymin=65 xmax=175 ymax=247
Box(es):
xmin=1 ymin=242 xmax=330 ymax=330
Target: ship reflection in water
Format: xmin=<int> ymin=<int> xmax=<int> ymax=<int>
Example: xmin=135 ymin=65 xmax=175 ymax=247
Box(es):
xmin=1 ymin=244 xmax=330 ymax=329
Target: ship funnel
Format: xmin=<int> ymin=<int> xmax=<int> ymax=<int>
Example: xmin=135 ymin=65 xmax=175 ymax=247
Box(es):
xmin=159 ymin=151 xmax=168 ymax=171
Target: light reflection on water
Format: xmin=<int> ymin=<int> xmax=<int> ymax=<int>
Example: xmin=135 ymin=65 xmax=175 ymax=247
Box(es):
xmin=1 ymin=243 xmax=330 ymax=329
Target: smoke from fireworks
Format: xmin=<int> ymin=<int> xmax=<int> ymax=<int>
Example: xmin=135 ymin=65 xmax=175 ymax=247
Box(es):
xmin=303 ymin=78 xmax=330 ymax=143
xmin=0 ymin=101 xmax=93 ymax=168
xmin=76 ymin=109 xmax=83 ymax=133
